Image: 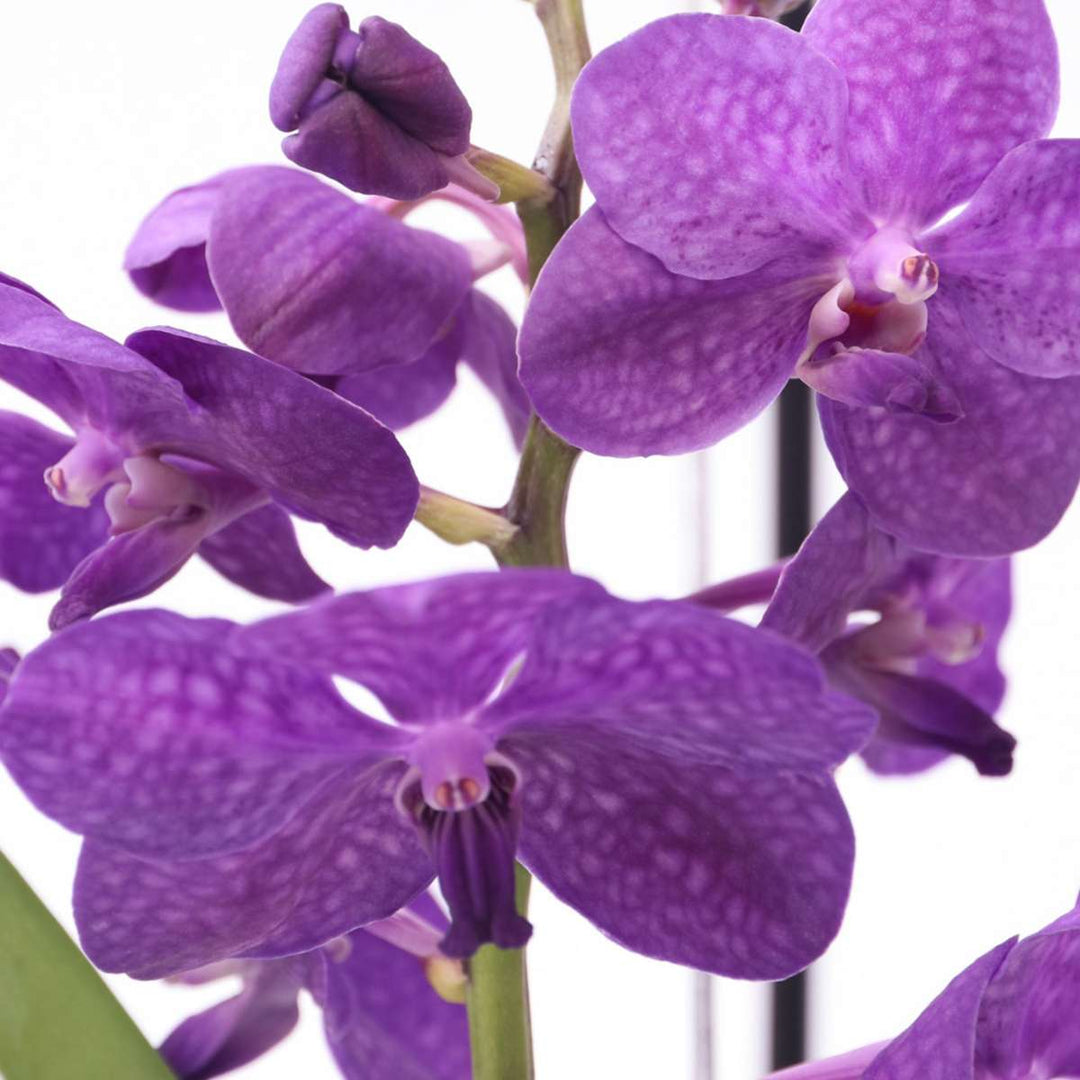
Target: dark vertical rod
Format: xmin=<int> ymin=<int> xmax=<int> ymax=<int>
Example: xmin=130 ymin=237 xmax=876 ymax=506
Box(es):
xmin=771 ymin=7 xmax=815 ymax=1072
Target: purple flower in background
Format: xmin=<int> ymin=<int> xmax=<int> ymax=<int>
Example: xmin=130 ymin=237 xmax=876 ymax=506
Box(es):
xmin=0 ymin=280 xmax=418 ymax=627
xmin=0 ymin=571 xmax=874 ymax=979
xmin=717 ymin=0 xmax=802 ymax=16
xmin=161 ymin=893 xmax=469 ymax=1080
xmin=518 ymin=0 xmax=1080 ymax=556
xmin=125 ymin=167 xmax=530 ymax=444
xmin=270 ymin=5 xmax=495 ymax=201
xmin=700 ymin=493 xmax=1014 ymax=776
xmin=769 ymin=896 xmax=1080 ymax=1080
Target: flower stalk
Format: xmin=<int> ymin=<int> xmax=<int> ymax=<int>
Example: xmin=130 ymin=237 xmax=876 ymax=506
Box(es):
xmin=463 ymin=2 xmax=591 ymax=1077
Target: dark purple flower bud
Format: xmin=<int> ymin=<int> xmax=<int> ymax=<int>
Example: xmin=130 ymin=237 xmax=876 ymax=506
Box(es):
xmin=519 ymin=1 xmax=1080 ymax=557
xmin=0 ymin=572 xmax=874 ymax=979
xmin=270 ymin=6 xmax=493 ymax=201
xmin=768 ymin=898 xmax=1080 ymax=1080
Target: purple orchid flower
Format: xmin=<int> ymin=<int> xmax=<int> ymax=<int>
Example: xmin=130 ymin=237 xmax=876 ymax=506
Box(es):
xmin=717 ymin=0 xmax=802 ymax=16
xmin=125 ymin=166 xmax=531 ymax=444
xmin=0 ymin=570 xmax=874 ymax=980
xmin=0 ymin=279 xmax=418 ymax=628
xmin=768 ymin=896 xmax=1080 ymax=1080
xmin=270 ymin=4 xmax=495 ymax=202
xmin=161 ymin=893 xmax=469 ymax=1080
xmin=698 ymin=492 xmax=1014 ymax=776
xmin=518 ymin=0 xmax=1080 ymax=557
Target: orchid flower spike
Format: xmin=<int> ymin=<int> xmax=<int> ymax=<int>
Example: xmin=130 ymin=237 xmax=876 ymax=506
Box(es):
xmin=270 ymin=5 xmax=496 ymax=201
xmin=519 ymin=0 xmax=1080 ymax=556
xmin=0 ymin=571 xmax=873 ymax=980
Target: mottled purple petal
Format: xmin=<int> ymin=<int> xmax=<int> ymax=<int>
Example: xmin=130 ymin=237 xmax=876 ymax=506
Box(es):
xmin=0 ymin=283 xmax=189 ymax=437
xmin=491 ymin=595 xmax=875 ymax=774
xmin=975 ymin=904 xmax=1080 ymax=1078
xmin=126 ymin=328 xmax=419 ymax=549
xmin=206 ymin=167 xmax=471 ymax=373
xmin=159 ymin=964 xmax=303 ymax=1080
xmin=457 ymin=291 xmax=531 ymax=448
xmin=0 ymin=411 xmax=109 ymax=592
xmin=235 ymin=571 xmax=606 ymax=724
xmin=349 ymin=17 xmax=471 ymax=156
xmin=333 ymin=319 xmax=462 ymax=431
xmin=571 ymin=14 xmax=869 ymax=280
xmin=863 ymin=939 xmax=1015 ymax=1080
xmin=916 ymin=560 xmax=1011 ymax=715
xmin=48 ymin=513 xmax=213 ymax=631
xmin=925 ymin=139 xmax=1080 ymax=377
xmin=519 ymin=207 xmax=827 ymax=456
xmin=762 ymin=493 xmax=898 ymax=652
xmin=74 ymin=761 xmax=428 ymax=979
xmin=803 ymin=0 xmax=1059 ymax=230
xmin=0 ymin=272 xmax=59 ymax=308
xmin=819 ymin=294 xmax=1080 ymax=556
xmin=270 ymin=3 xmax=348 ymax=131
xmin=0 ymin=609 xmax=400 ymax=860
xmin=317 ymin=918 xmax=470 ymax=1080
xmin=124 ymin=172 xmax=254 ymax=313
xmin=510 ymin=728 xmax=856 ymax=979
xmin=824 ymin=658 xmax=1015 ymax=777
xmin=197 ymin=503 xmax=330 ymax=603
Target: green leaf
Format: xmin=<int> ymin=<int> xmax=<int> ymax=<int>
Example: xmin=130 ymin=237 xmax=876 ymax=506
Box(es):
xmin=0 ymin=848 xmax=174 ymax=1080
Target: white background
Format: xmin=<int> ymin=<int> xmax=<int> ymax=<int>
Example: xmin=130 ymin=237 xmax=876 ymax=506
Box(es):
xmin=0 ymin=1 xmax=1078 ymax=1077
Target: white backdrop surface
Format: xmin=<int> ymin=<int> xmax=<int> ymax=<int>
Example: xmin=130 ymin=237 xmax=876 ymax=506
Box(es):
xmin=0 ymin=1 xmax=1077 ymax=1077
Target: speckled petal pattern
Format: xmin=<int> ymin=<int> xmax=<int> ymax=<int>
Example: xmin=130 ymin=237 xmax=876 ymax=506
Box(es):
xmin=925 ymin=139 xmax=1080 ymax=378
xmin=0 ymin=411 xmax=109 ymax=592
xmin=490 ymin=594 xmax=875 ymax=773
xmin=236 ymin=571 xmax=606 ymax=723
xmin=571 ymin=14 xmax=870 ymax=280
xmin=74 ymin=763 xmax=428 ymax=979
xmin=206 ymin=167 xmax=471 ymax=374
xmin=0 ymin=609 xmax=403 ymax=860
xmin=803 ymin=0 xmax=1059 ymax=230
xmin=197 ymin=504 xmax=330 ymax=603
xmin=762 ymin=493 xmax=897 ymax=653
xmin=863 ymin=940 xmax=1015 ymax=1080
xmin=317 ymin=905 xmax=471 ymax=1080
xmin=511 ymin=729 xmax=855 ymax=979
xmin=819 ymin=294 xmax=1080 ymax=556
xmin=126 ymin=328 xmax=419 ymax=550
xmin=519 ymin=208 xmax=827 ymax=456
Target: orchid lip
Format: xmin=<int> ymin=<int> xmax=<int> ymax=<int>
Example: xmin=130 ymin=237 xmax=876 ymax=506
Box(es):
xmin=44 ymin=428 xmax=126 ymax=508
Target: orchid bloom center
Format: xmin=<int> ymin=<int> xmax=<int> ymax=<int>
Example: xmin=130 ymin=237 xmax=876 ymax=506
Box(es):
xmin=847 ymin=598 xmax=985 ymax=675
xmin=103 ymin=456 xmax=205 ymax=535
xmin=395 ymin=723 xmax=532 ymax=958
xmin=44 ymin=428 xmax=126 ymax=508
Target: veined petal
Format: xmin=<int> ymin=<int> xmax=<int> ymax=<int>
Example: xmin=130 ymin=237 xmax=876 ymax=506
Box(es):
xmin=206 ymin=166 xmax=471 ymax=374
xmin=490 ymin=594 xmax=875 ymax=773
xmin=0 ymin=609 xmax=402 ymax=860
xmin=511 ymin=729 xmax=856 ymax=979
xmin=762 ymin=492 xmax=898 ymax=653
xmin=234 ymin=571 xmax=606 ymax=724
xmin=0 ymin=411 xmax=109 ymax=592
xmin=819 ymin=293 xmax=1080 ymax=556
xmin=925 ymin=140 xmax=1080 ymax=378
xmin=75 ymin=762 xmax=428 ymax=979
xmin=519 ymin=207 xmax=827 ymax=457
xmin=197 ymin=503 xmax=330 ymax=603
xmin=863 ymin=939 xmax=1016 ymax=1080
xmin=571 ymin=14 xmax=869 ymax=280
xmin=803 ymin=0 xmax=1059 ymax=230
xmin=125 ymin=328 xmax=419 ymax=549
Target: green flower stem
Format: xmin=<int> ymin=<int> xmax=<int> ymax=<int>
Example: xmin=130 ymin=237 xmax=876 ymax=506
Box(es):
xmin=463 ymin=4 xmax=591 ymax=1080
xmin=0 ymin=848 xmax=173 ymax=1080
xmin=467 ymin=147 xmax=558 ymax=204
